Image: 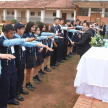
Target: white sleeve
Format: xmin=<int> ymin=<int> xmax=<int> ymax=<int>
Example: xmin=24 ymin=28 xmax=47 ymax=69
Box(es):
xmin=61 ymin=27 xmax=67 ymax=30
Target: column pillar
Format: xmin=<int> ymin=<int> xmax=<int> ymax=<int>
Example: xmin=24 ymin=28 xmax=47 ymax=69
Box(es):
xmin=14 ymin=9 xmax=17 ymax=20
xmin=41 ymin=10 xmax=45 ymax=22
xmin=88 ymin=8 xmax=91 ymax=17
xmin=102 ymin=8 xmax=105 ymax=17
xmin=26 ymin=9 xmax=30 ymax=22
xmin=56 ymin=9 xmax=61 ymax=18
xmin=74 ymin=10 xmax=76 ymax=21
xmin=3 ymin=9 xmax=6 ymax=21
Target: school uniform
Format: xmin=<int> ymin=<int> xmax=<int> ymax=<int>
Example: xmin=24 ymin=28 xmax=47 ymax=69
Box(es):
xmin=57 ymin=24 xmax=64 ymax=62
xmin=63 ymin=25 xmax=68 ymax=60
xmin=72 ymin=24 xmax=80 ymax=54
xmin=14 ymin=33 xmax=43 ymax=88
xmin=14 ymin=35 xmax=26 ymax=97
xmin=50 ymin=24 xmax=59 ymax=66
xmin=0 ymin=36 xmax=26 ymax=108
xmin=34 ymin=34 xmax=45 ymax=65
xmin=22 ymin=32 xmax=37 ymax=69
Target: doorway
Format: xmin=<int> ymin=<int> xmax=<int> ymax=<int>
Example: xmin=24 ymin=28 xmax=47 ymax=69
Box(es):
xmin=90 ymin=13 xmax=101 ymax=25
xmin=62 ymin=13 xmax=67 ymax=21
xmin=21 ymin=11 xmax=25 ymax=22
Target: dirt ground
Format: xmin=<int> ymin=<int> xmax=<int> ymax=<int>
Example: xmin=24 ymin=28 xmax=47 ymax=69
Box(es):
xmin=8 ymin=55 xmax=80 ymax=108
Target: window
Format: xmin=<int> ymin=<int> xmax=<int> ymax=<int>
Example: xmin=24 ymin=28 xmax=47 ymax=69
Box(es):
xmin=31 ymin=12 xmax=35 ymax=16
xmin=105 ymin=8 xmax=108 ymax=17
xmin=91 ymin=8 xmax=102 ymax=13
xmin=71 ymin=13 xmax=74 ymax=17
xmin=12 ymin=11 xmax=14 ymax=15
xmin=7 ymin=11 xmax=9 ymax=15
xmin=53 ymin=12 xmax=56 ymax=17
xmin=38 ymin=12 xmax=41 ymax=16
xmin=78 ymin=8 xmax=88 ymax=16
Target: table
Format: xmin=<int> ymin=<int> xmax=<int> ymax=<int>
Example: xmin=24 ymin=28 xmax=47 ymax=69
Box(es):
xmin=74 ymin=47 xmax=108 ymax=103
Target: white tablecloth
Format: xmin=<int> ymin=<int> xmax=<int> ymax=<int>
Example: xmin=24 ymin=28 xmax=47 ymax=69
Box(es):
xmin=74 ymin=47 xmax=108 ymax=103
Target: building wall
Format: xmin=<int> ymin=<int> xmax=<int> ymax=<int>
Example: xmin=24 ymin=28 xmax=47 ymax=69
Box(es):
xmin=61 ymin=10 xmax=74 ymax=20
xmin=101 ymin=17 xmax=107 ymax=24
xmin=45 ymin=10 xmax=56 ymax=23
xmin=77 ymin=16 xmax=90 ymax=22
xmin=0 ymin=8 xmax=74 ymax=23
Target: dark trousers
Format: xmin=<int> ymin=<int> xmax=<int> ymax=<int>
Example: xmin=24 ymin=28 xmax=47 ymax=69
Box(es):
xmin=57 ymin=39 xmax=64 ymax=62
xmin=50 ymin=42 xmax=59 ymax=66
xmin=72 ymin=34 xmax=79 ymax=53
xmin=63 ymin=39 xmax=68 ymax=60
xmin=0 ymin=68 xmax=17 ymax=108
xmin=16 ymin=63 xmax=25 ymax=95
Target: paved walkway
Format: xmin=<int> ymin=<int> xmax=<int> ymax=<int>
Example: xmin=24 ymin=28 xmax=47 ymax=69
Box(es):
xmin=73 ymin=94 xmax=108 ymax=108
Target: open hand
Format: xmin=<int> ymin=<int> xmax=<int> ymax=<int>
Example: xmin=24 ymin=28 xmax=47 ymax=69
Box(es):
xmin=0 ymin=54 xmax=16 ymax=60
xmin=59 ymin=37 xmax=64 ymax=39
xmin=71 ymin=42 xmax=74 ymax=45
xmin=47 ymin=36 xmax=55 ymax=39
xmin=55 ymin=33 xmax=61 ymax=36
xmin=38 ymin=48 xmax=43 ymax=53
xmin=26 ymin=37 xmax=37 ymax=42
xmin=46 ymin=47 xmax=53 ymax=52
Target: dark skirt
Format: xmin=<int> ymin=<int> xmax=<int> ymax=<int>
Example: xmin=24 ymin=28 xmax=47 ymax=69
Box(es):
xmin=25 ymin=54 xmax=36 ymax=69
xmin=68 ymin=40 xmax=72 ymax=47
xmin=36 ymin=52 xmax=44 ymax=66
xmin=43 ymin=48 xmax=52 ymax=58
xmin=43 ymin=48 xmax=46 ymax=59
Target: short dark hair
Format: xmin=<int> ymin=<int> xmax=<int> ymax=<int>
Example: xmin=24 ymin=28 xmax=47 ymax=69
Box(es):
xmin=71 ymin=20 xmax=75 ymax=26
xmin=79 ymin=21 xmax=82 ymax=25
xmin=3 ymin=24 xmax=14 ymax=33
xmin=84 ymin=22 xmax=90 ymax=27
xmin=15 ymin=26 xmax=24 ymax=33
xmin=76 ymin=19 xmax=80 ymax=22
xmin=59 ymin=18 xmax=64 ymax=21
xmin=83 ymin=20 xmax=87 ymax=23
xmin=54 ymin=17 xmax=59 ymax=21
xmin=24 ymin=22 xmax=35 ymax=34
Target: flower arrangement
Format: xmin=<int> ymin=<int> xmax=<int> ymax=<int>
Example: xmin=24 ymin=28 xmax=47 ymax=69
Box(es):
xmin=89 ymin=34 xmax=105 ymax=47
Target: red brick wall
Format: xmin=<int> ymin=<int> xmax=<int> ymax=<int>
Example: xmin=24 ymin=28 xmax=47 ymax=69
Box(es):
xmin=101 ymin=17 xmax=107 ymax=24
xmin=76 ymin=16 xmax=90 ymax=22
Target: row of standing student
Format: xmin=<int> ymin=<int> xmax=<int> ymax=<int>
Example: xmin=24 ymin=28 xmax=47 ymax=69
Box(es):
xmin=0 ymin=18 xmax=83 ymax=108
xmin=0 ymin=22 xmax=57 ymax=108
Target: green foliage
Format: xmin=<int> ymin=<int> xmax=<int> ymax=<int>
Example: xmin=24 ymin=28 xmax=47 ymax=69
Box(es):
xmin=11 ymin=19 xmax=17 ymax=24
xmin=89 ymin=34 xmax=105 ymax=47
xmin=36 ymin=21 xmax=42 ymax=25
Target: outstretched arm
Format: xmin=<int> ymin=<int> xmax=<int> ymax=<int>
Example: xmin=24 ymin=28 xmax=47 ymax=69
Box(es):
xmin=3 ymin=38 xmax=37 ymax=47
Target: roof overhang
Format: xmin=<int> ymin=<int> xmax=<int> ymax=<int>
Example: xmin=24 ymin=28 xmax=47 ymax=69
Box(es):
xmin=72 ymin=0 xmax=108 ymax=8
xmin=72 ymin=0 xmax=108 ymax=2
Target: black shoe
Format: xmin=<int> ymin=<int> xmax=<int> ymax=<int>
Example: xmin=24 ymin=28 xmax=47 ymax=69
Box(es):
xmin=54 ymin=63 xmax=59 ymax=67
xmin=8 ymin=101 xmax=20 ymax=105
xmin=50 ymin=66 xmax=56 ymax=69
xmin=16 ymin=94 xmax=24 ymax=101
xmin=69 ymin=54 xmax=72 ymax=58
xmin=30 ymin=83 xmax=36 ymax=89
xmin=33 ymin=78 xmax=39 ymax=84
xmin=60 ymin=60 xmax=65 ymax=63
xmin=39 ymin=73 xmax=44 ymax=78
xmin=57 ymin=62 xmax=60 ymax=65
xmin=25 ymin=85 xmax=34 ymax=91
xmin=65 ymin=56 xmax=70 ymax=60
xmin=70 ymin=53 xmax=73 ymax=55
xmin=37 ymin=77 xmax=43 ymax=82
xmin=19 ymin=89 xmax=29 ymax=95
xmin=44 ymin=68 xmax=51 ymax=72
xmin=72 ymin=52 xmax=76 ymax=55
xmin=42 ymin=71 xmax=47 ymax=74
